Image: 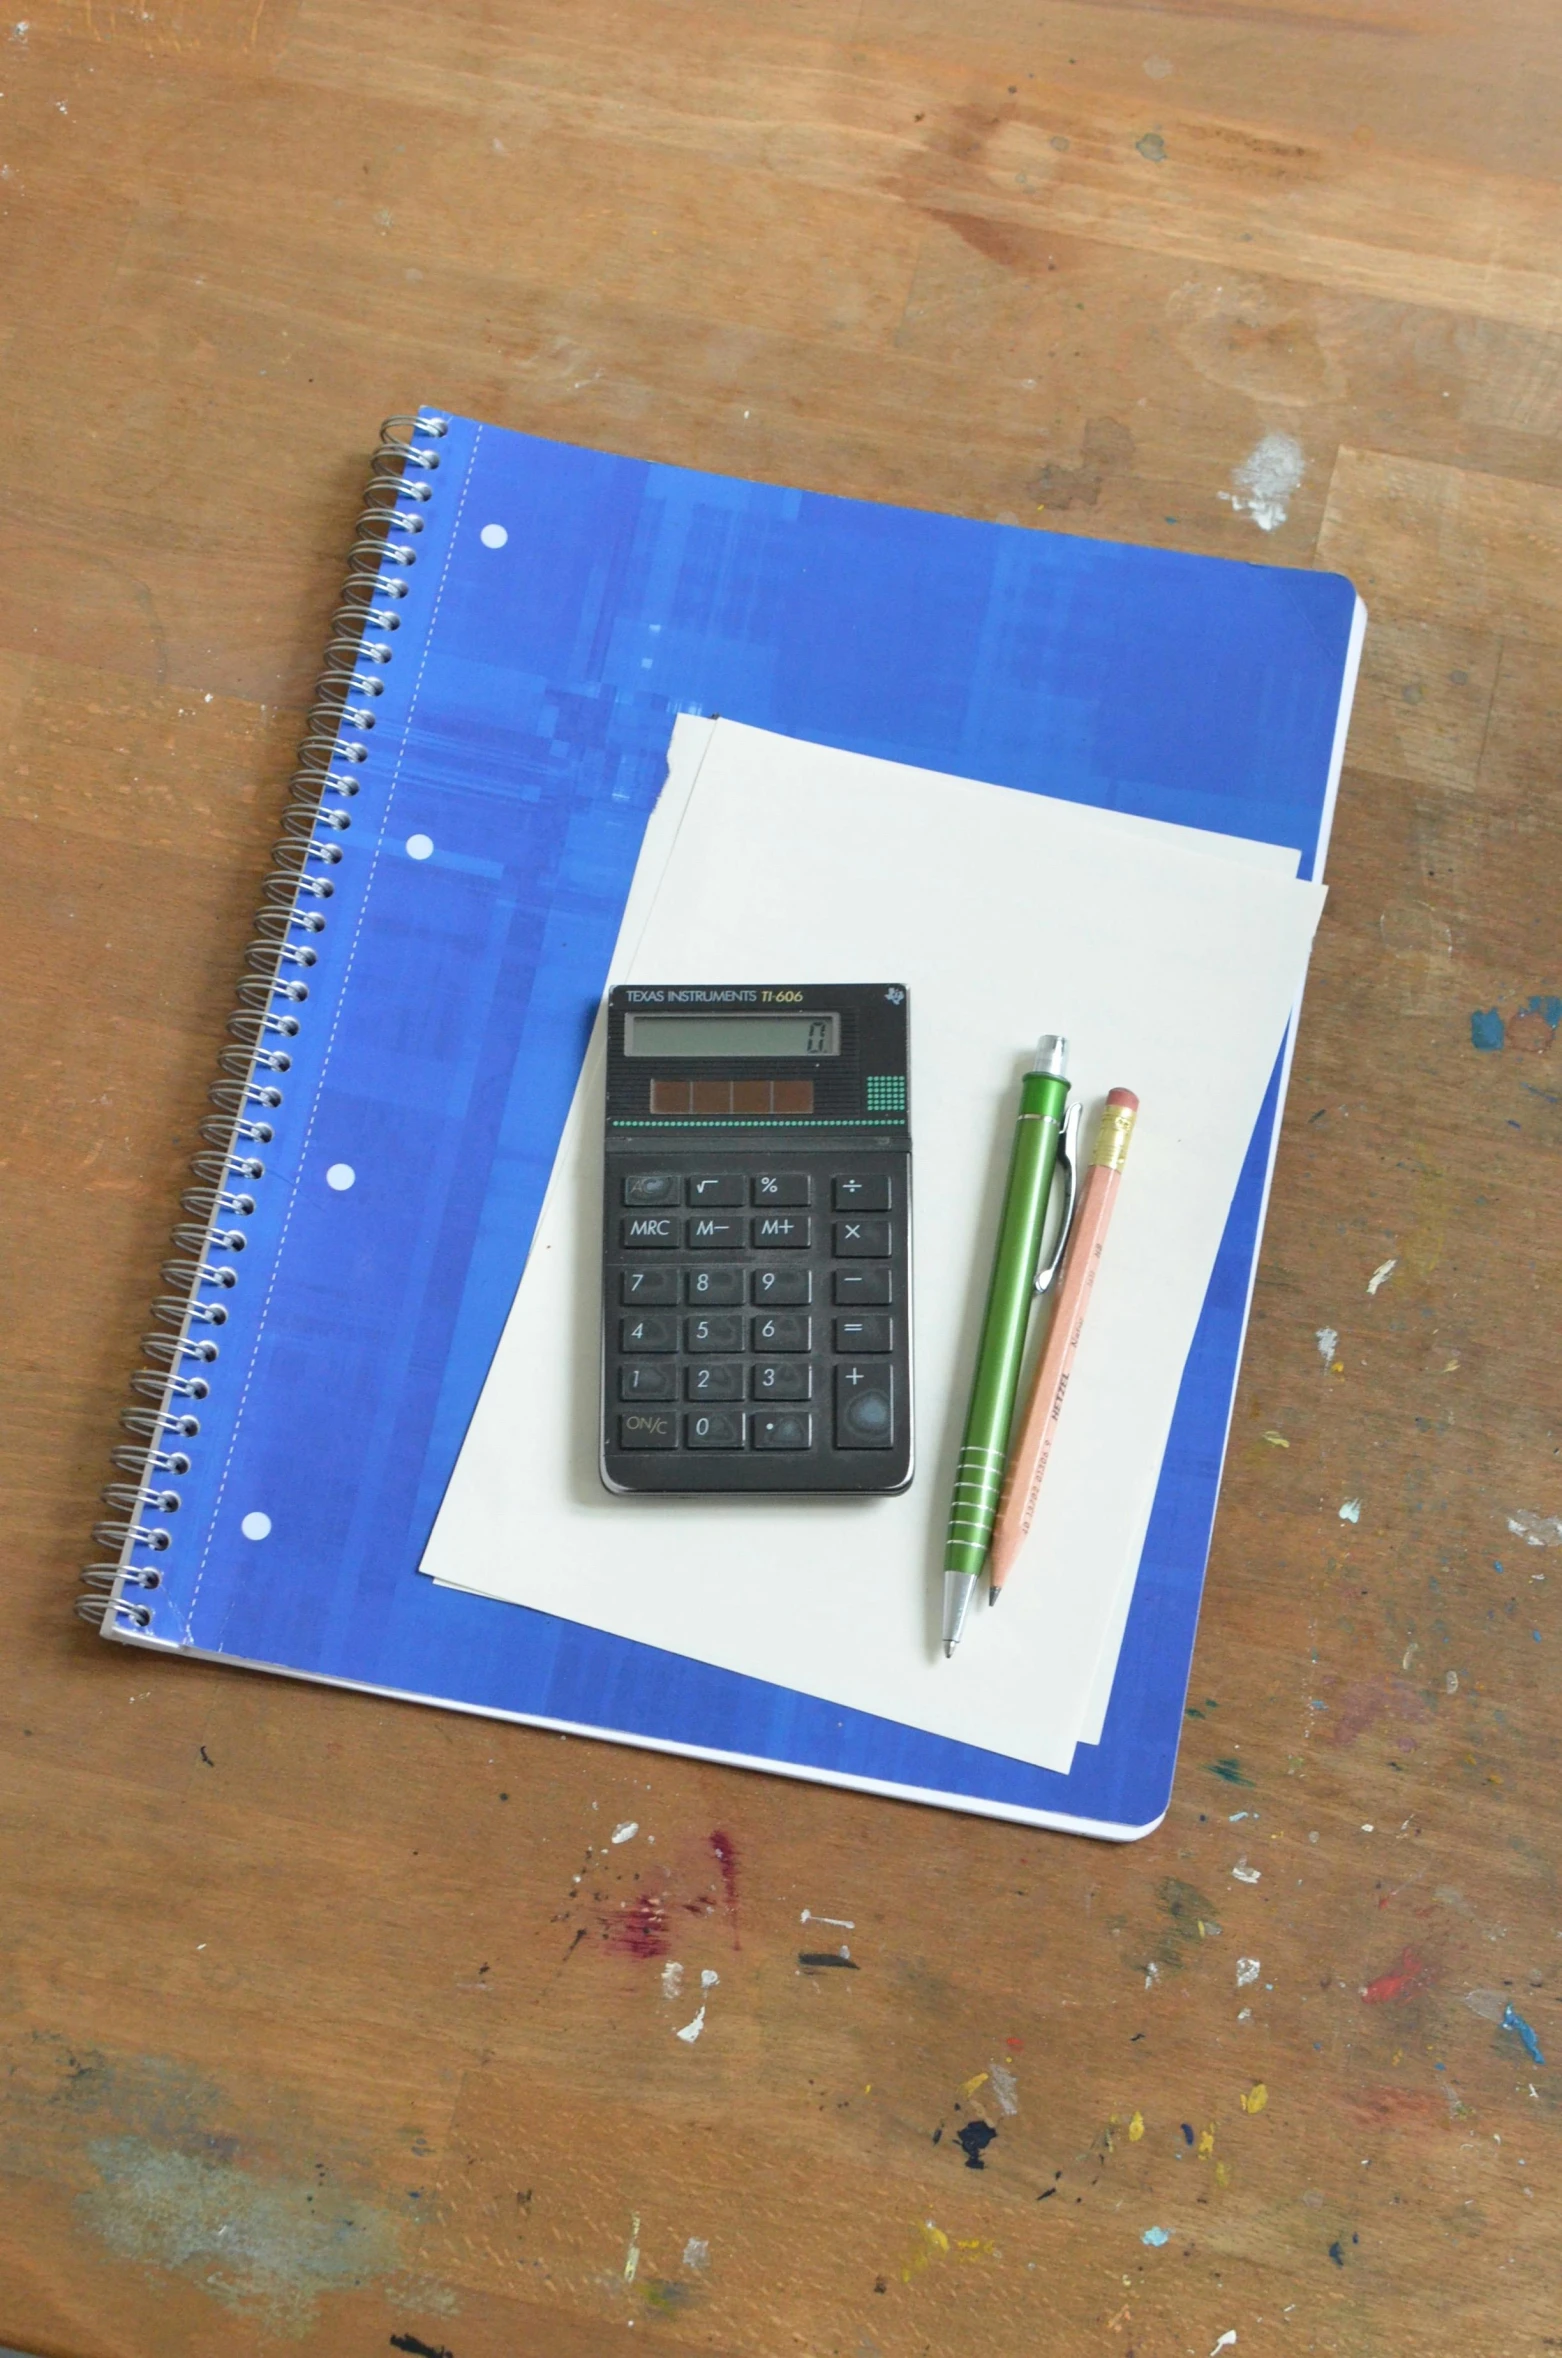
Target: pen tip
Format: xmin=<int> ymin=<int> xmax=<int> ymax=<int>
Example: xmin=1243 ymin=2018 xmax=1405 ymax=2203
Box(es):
xmin=943 ymin=1640 xmax=956 ymax=1660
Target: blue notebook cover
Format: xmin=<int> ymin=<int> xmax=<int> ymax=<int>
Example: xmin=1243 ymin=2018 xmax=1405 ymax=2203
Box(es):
xmin=92 ymin=410 xmax=1362 ymax=1836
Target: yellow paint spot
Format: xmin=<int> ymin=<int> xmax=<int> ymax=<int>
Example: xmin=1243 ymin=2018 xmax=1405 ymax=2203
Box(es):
xmin=953 ymin=2236 xmax=997 ymax=2260
xmin=899 ymin=2220 xmax=949 ymax=2283
xmin=1127 ymin=2111 xmax=1145 ymax=2143
xmin=1441 ymin=1358 xmax=1459 ymax=1373
xmin=1215 ymin=2160 xmax=1232 ymax=2188
xmin=961 ymin=2071 xmax=990 ymax=2099
xmin=865 ymin=2083 xmax=872 ymax=2093
xmin=1331 ymin=1359 xmax=1345 ymax=1375
xmin=1196 ymin=2122 xmax=1216 ymax=2158
xmin=1262 ymin=1430 xmax=1289 ymax=1446
xmin=1240 ymin=2082 xmax=1269 ymax=2114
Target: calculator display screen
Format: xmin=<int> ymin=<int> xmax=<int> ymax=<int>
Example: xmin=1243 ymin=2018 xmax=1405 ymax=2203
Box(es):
xmin=624 ymin=1011 xmax=841 ymax=1058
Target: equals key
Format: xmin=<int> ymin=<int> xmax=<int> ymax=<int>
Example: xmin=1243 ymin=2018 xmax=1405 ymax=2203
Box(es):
xmin=832 ymin=1313 xmax=893 ymax=1353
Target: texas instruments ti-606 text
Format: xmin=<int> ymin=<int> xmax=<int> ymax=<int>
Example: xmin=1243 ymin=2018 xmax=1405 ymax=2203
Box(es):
xmin=600 ymin=983 xmax=913 ymax=1495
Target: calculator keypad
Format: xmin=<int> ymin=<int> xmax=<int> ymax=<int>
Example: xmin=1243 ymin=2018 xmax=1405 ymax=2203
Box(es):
xmin=603 ymin=1150 xmax=910 ymax=1493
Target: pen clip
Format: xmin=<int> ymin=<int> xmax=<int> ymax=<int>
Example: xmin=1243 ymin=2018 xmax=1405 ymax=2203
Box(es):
xmin=1034 ymin=1099 xmax=1082 ymax=1294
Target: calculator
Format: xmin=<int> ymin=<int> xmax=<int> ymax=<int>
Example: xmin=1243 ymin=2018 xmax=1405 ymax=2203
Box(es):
xmin=600 ymin=982 xmax=913 ymax=1495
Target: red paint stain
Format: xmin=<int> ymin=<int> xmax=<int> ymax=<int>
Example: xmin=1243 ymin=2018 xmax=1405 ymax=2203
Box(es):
xmin=602 ymin=1892 xmax=669 ymax=1960
xmin=709 ymin=1829 xmax=740 ymax=1947
xmin=1005 ymin=2036 xmax=1025 ymax=2051
xmin=1327 ymin=1675 xmax=1430 ymax=1750
xmin=1346 ymin=2085 xmax=1449 ymax=2130
xmin=1361 ymin=1946 xmax=1429 ymax=2004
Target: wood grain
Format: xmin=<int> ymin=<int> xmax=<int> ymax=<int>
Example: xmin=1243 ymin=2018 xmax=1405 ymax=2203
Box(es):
xmin=1 ymin=3 xmax=1559 ymax=2354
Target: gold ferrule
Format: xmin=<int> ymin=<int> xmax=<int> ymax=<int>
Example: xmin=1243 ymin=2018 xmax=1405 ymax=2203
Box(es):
xmin=1090 ymin=1102 xmax=1137 ymax=1172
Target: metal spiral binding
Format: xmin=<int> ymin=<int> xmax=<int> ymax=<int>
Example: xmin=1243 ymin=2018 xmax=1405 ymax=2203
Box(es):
xmin=78 ymin=412 xmax=450 ymax=1631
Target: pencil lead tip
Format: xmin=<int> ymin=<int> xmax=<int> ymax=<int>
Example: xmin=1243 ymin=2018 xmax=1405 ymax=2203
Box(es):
xmin=988 ymin=1586 xmax=1001 ymax=1607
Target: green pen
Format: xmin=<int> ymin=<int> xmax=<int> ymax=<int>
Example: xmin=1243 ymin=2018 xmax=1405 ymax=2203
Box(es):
xmin=941 ymin=1035 xmax=1073 ymax=1657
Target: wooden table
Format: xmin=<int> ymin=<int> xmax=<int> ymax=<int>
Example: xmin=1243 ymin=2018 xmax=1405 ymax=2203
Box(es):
xmin=2 ymin=5 xmax=1558 ymax=2352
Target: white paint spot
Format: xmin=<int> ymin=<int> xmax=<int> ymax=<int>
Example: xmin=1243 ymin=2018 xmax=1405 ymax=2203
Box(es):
xmin=611 ymin=1820 xmax=638 ymax=1844
xmin=1237 ymin=2005 xmax=1252 ymax=2020
xmin=1232 ymin=1859 xmax=1261 ymax=1884
xmin=800 ymin=1909 xmax=855 ymax=1928
xmin=1145 ymin=1960 xmax=1161 ymax=1990
xmin=325 ymin=1163 xmax=356 ymax=1191
xmin=1464 ymin=1987 xmax=1507 ymax=2025
xmin=1219 ymin=431 xmax=1304 ymax=532
xmin=1367 ymin=1256 xmax=1398 ymax=1295
xmin=1211 ymin=2335 xmax=1238 ymax=2357
xmin=623 ymin=2213 xmax=640 ymax=2282
xmin=1446 ymin=1669 xmax=1459 ymax=1694
xmin=989 ymin=2062 xmax=1020 ymax=2115
xmin=240 ymin=1512 xmax=271 ymax=1541
xmin=1143 ymin=54 xmax=1172 ymax=76
xmin=675 ymin=2007 xmax=707 ymax=2043
xmin=1315 ymin=1325 xmax=1338 ymax=1362
xmin=1340 ymin=1497 xmax=1362 ymax=1524
xmin=700 ymin=1968 xmax=720 ymax=1989
xmin=683 ymin=2236 xmax=710 ymax=2270
xmin=1508 ymin=1510 xmax=1562 ymax=1548
xmin=405 ymin=833 xmax=434 ymax=860
xmin=1361 ymin=1823 xmax=1375 ymax=1833
xmin=1236 ymin=1957 xmax=1261 ymax=1987
xmin=661 ymin=1960 xmax=683 ymax=2001
xmin=479 ymin=523 xmax=509 ymax=549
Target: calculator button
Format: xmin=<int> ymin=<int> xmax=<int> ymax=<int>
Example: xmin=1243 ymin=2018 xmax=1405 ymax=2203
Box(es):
xmin=751 ymin=1311 xmax=811 ymax=1353
xmin=620 ymin=1313 xmax=677 ymax=1353
xmin=621 ymin=1267 xmax=678 ymax=1304
xmin=686 ymin=1174 xmax=743 ymax=1207
xmin=751 ymin=1173 xmax=811 ymax=1206
xmin=752 ymin=1361 xmax=812 ymax=1400
xmin=835 ymin=1364 xmax=895 ymax=1449
xmin=685 ymin=1312 xmax=745 ymax=1353
xmin=622 ymin=1173 xmax=679 ymax=1205
xmin=685 ymin=1266 xmax=744 ymax=1305
xmin=686 ymin=1215 xmax=743 ymax=1250
xmin=833 ymin=1217 xmax=892 ymax=1257
xmin=832 ymin=1267 xmax=892 ymax=1305
xmin=618 ymin=1409 xmax=678 ymax=1449
xmin=685 ymin=1361 xmax=744 ymax=1401
xmin=834 ymin=1313 xmax=893 ymax=1353
xmin=832 ymin=1174 xmax=892 ymax=1211
xmin=753 ymin=1411 xmax=811 ymax=1450
xmin=619 ymin=1363 xmax=675 ymax=1399
xmin=752 ymin=1266 xmax=811 ymax=1305
xmin=751 ymin=1213 xmax=811 ymax=1250
xmin=620 ymin=1214 xmax=678 ymax=1248
xmin=686 ymin=1409 xmax=745 ymax=1449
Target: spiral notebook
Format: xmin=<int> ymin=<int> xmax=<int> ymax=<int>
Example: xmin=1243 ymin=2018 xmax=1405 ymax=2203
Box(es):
xmin=84 ymin=409 xmax=1364 ymax=1837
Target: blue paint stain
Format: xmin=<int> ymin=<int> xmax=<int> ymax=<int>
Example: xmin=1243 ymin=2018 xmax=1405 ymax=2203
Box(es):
xmin=1328 ymin=2240 xmax=1346 ymax=2267
xmin=1502 ymin=2004 xmax=1545 ymax=2066
xmin=1180 ymin=2122 xmax=1195 ymax=2145
xmin=1142 ymin=2225 xmax=1170 ymax=2247
xmin=1470 ymin=1008 xmax=1505 ymax=1051
xmin=1523 ymin=994 xmax=1562 ymax=1029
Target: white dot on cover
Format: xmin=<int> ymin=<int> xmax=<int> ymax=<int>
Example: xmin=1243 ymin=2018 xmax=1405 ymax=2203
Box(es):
xmin=479 ymin=523 xmax=508 ymax=549
xmin=325 ymin=1163 xmax=356 ymax=1191
xmin=406 ymin=834 xmax=434 ymax=860
xmin=240 ymin=1512 xmax=272 ymax=1542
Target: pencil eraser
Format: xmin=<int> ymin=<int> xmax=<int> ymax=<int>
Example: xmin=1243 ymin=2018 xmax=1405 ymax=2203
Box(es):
xmin=1107 ymin=1088 xmax=1140 ymax=1111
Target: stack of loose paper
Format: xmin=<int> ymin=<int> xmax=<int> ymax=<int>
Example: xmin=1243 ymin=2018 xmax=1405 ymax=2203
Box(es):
xmin=422 ymin=717 xmax=1323 ymax=1776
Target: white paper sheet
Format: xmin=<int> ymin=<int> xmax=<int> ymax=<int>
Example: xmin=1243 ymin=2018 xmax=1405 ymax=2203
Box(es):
xmin=424 ymin=719 xmax=1323 ymax=1772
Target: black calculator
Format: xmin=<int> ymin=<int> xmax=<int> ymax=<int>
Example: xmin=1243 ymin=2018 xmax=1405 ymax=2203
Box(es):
xmin=600 ymin=982 xmax=913 ymax=1495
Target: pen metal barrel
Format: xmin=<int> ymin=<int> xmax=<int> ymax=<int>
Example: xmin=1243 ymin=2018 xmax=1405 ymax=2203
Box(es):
xmin=942 ymin=1061 xmax=1071 ymax=1581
